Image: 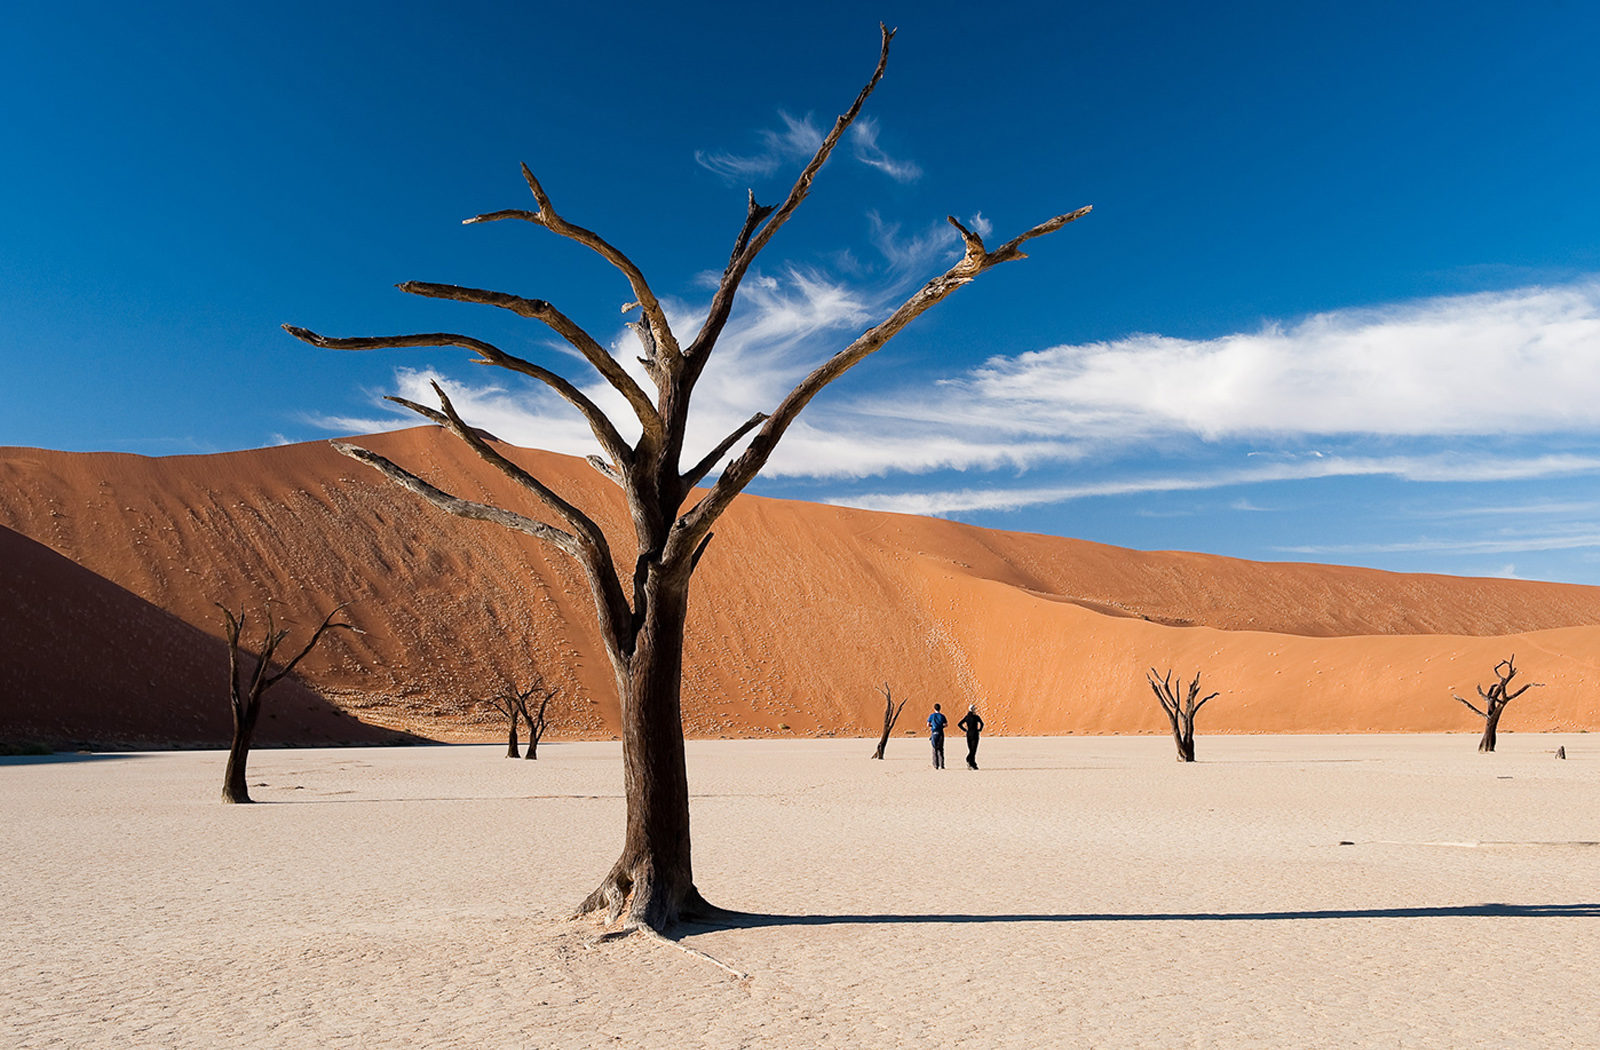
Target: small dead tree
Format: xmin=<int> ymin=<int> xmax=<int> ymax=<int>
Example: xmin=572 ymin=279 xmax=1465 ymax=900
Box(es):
xmin=286 ymin=26 xmax=1090 ymax=931
xmin=1147 ymin=668 xmax=1218 ymax=763
xmin=1453 ymin=654 xmax=1543 ymax=753
xmin=871 ymin=682 xmax=906 ymax=760
xmin=219 ymin=603 xmax=356 ymax=803
xmin=485 ymin=687 xmax=523 ymax=758
xmin=513 ymin=680 xmax=558 ymax=760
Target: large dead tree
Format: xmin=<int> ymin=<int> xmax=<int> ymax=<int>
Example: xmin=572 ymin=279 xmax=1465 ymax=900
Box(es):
xmin=1453 ymin=654 xmax=1542 ymax=753
xmin=218 ymin=603 xmax=355 ymax=803
xmin=285 ymin=26 xmax=1090 ymax=931
xmin=871 ymin=682 xmax=906 ymax=760
xmin=1147 ymin=668 xmax=1217 ymax=763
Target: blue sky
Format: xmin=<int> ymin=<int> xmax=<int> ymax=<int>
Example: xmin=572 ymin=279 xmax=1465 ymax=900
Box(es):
xmin=5 ymin=1 xmax=1600 ymax=583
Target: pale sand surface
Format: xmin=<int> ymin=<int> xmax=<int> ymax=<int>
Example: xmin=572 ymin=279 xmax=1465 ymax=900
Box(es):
xmin=5 ymin=735 xmax=1599 ymax=1048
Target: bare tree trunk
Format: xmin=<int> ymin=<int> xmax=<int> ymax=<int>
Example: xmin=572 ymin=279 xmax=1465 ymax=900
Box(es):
xmin=524 ymin=688 xmax=552 ymax=759
xmin=1173 ymin=721 xmax=1195 ymax=763
xmin=1480 ymin=710 xmax=1501 ymax=753
xmin=578 ymin=580 xmax=707 ymax=929
xmin=222 ymin=700 xmax=260 ymax=803
xmin=871 ymin=683 xmax=905 ymax=760
xmin=506 ymin=716 xmax=521 ymax=759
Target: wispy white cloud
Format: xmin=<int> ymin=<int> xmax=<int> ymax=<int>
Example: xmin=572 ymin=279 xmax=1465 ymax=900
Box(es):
xmin=1277 ymin=532 xmax=1600 ymax=557
xmin=694 ymin=111 xmax=822 ymax=180
xmin=848 ymin=117 xmax=922 ymax=182
xmin=314 ymin=273 xmax=1600 ymax=527
xmin=831 ymin=452 xmax=1600 ymax=516
xmin=697 ymin=111 xmax=922 ymax=184
xmin=956 ymin=281 xmax=1600 ymax=442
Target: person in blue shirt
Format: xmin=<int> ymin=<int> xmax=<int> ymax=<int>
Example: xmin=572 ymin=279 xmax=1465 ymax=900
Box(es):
xmin=957 ymin=704 xmax=985 ymax=769
xmin=927 ymin=703 xmax=948 ymax=769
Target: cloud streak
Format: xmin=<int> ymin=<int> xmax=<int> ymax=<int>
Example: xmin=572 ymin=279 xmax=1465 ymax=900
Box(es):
xmin=696 ymin=112 xmax=922 ymax=184
xmin=830 ymin=452 xmax=1600 ymax=517
xmin=315 ymin=272 xmax=1600 ymax=531
xmin=955 ymin=281 xmax=1600 ymax=442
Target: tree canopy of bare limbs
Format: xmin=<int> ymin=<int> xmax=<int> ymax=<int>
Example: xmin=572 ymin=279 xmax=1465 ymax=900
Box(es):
xmin=515 ymin=677 xmax=557 ymax=760
xmin=1453 ymin=654 xmax=1542 ymax=753
xmin=483 ymin=675 xmax=556 ymax=759
xmin=871 ymin=682 xmax=907 ymax=760
xmin=285 ymin=25 xmax=1091 ymax=932
xmin=1147 ymin=668 xmax=1218 ymax=763
xmin=218 ymin=603 xmax=356 ymax=803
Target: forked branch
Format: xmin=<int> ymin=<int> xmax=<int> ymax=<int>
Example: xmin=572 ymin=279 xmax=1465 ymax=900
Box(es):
xmin=682 ymin=412 xmax=769 ymax=492
xmin=687 ymin=24 xmax=896 ymax=364
xmin=671 ymin=202 xmax=1092 ymax=556
xmin=331 ymin=441 xmax=583 ymax=556
xmin=331 ymin=440 xmax=634 ymax=669
xmin=465 ymin=164 xmax=681 ymax=362
xmin=282 ymin=325 xmax=632 ymax=467
xmin=397 ymin=281 xmax=659 ymax=432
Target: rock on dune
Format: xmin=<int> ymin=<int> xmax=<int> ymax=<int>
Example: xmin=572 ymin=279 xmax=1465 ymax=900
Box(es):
xmin=3 ymin=427 xmax=1598 ymax=747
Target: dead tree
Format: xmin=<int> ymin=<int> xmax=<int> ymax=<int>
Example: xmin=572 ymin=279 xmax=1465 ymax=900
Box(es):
xmin=285 ymin=26 xmax=1090 ymax=931
xmin=871 ymin=682 xmax=906 ymax=759
xmin=484 ymin=687 xmax=523 ymax=758
xmin=1453 ymin=654 xmax=1542 ymax=753
xmin=1147 ymin=668 xmax=1218 ymax=763
xmin=515 ymin=682 xmax=557 ymax=760
xmin=218 ymin=603 xmax=355 ymax=803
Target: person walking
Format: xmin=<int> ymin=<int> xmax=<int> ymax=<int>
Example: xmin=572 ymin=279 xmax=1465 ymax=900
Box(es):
xmin=927 ymin=703 xmax=948 ymax=769
xmin=957 ymin=703 xmax=985 ymax=769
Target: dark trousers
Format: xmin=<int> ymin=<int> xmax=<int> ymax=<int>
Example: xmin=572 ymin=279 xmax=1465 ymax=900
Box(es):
xmin=965 ymin=735 xmax=980 ymax=769
xmin=931 ymin=734 xmax=945 ymax=768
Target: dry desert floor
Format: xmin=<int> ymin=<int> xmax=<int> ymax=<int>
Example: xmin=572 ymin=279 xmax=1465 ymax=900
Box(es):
xmin=5 ymin=734 xmax=1599 ymax=1048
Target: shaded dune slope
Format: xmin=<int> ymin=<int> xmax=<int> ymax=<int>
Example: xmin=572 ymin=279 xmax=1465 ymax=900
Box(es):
xmin=0 ymin=525 xmax=394 ymax=749
xmin=3 ymin=428 xmax=1598 ymax=744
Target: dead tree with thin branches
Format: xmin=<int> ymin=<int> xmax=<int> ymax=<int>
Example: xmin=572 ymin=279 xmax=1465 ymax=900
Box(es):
xmin=218 ymin=603 xmax=356 ymax=803
xmin=871 ymin=682 xmax=906 ymax=760
xmin=1147 ymin=668 xmax=1218 ymax=763
xmin=512 ymin=678 xmax=557 ymax=760
xmin=485 ymin=686 xmax=523 ymax=758
xmin=284 ymin=25 xmax=1090 ymax=932
xmin=1453 ymin=654 xmax=1542 ymax=753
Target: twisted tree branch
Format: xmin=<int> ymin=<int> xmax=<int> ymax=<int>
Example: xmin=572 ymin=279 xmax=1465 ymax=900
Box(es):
xmin=669 ymin=202 xmax=1092 ymax=556
xmin=282 ymin=325 xmax=632 ymax=468
xmin=398 ymin=281 xmax=659 ymax=432
xmin=464 ymin=165 xmax=681 ymax=364
xmin=686 ymin=24 xmax=895 ymax=365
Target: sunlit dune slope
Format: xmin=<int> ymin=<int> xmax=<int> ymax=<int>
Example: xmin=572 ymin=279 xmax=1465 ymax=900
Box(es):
xmin=3 ymin=427 xmax=1598 ymax=744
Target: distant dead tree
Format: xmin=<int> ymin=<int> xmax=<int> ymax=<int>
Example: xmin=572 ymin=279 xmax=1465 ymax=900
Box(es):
xmin=1147 ymin=668 xmax=1218 ymax=763
xmin=1453 ymin=654 xmax=1542 ymax=753
xmin=871 ymin=683 xmax=907 ymax=760
xmin=512 ymin=677 xmax=558 ymax=760
xmin=285 ymin=26 xmax=1090 ymax=931
xmin=485 ymin=687 xmax=524 ymax=758
xmin=484 ymin=674 xmax=558 ymax=759
xmin=218 ymin=603 xmax=356 ymax=803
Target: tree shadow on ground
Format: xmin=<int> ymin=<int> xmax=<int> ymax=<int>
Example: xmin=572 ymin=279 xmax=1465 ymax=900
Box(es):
xmin=0 ymin=751 xmax=147 ymax=766
xmin=683 ymin=902 xmax=1600 ymax=931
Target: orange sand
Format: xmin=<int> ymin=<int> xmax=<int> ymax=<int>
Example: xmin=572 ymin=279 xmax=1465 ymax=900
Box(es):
xmin=4 ymin=427 xmax=1598 ymax=746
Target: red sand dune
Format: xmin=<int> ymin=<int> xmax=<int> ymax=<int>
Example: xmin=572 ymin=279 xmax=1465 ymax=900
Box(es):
xmin=3 ymin=427 xmax=1598 ymax=746
xmin=0 ymin=525 xmax=394 ymax=749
